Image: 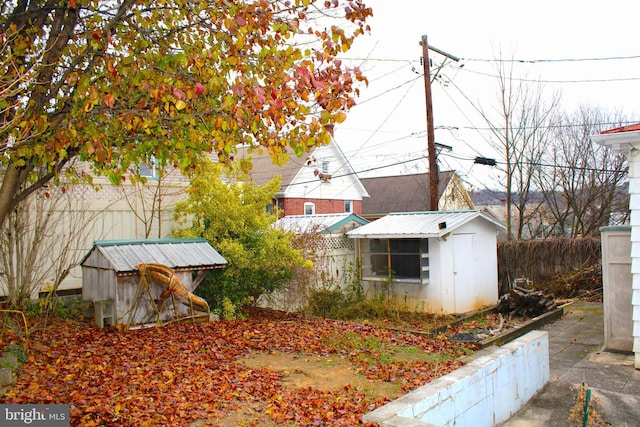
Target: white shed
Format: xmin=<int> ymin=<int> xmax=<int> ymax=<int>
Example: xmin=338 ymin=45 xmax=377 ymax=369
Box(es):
xmin=347 ymin=210 xmax=505 ymax=314
xmin=81 ymin=238 xmax=227 ymax=327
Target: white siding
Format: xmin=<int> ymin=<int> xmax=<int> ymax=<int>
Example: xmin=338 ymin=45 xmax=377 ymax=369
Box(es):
xmin=284 ymin=143 xmax=367 ymax=201
xmin=630 ymin=149 xmax=640 ymax=367
xmin=0 ymin=181 xmax=187 ymax=297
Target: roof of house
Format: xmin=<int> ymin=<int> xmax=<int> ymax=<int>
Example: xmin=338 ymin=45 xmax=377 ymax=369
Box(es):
xmin=235 ymin=138 xmax=368 ymax=198
xmin=360 ymin=171 xmax=455 ymax=216
xmin=592 ymin=123 xmax=640 ymax=151
xmin=81 ymin=238 xmax=227 ymax=272
xmin=274 ymin=213 xmax=368 ymax=234
xmin=601 ymin=123 xmax=640 ymax=134
xmin=235 ymin=145 xmax=303 ymax=189
xmin=346 ymin=210 xmax=505 ymax=239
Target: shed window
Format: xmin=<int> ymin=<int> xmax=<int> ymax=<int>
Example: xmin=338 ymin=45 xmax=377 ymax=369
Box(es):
xmin=361 ymin=238 xmax=429 ymax=282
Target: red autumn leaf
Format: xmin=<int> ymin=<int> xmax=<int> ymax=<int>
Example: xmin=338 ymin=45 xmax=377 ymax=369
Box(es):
xmin=104 ymin=93 xmax=115 ymax=108
xmin=172 ymin=87 xmax=186 ymax=100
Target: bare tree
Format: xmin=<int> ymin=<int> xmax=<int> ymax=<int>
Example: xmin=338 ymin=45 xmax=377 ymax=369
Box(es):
xmin=479 ymin=57 xmax=560 ymax=239
xmin=121 ymin=167 xmax=186 ymax=239
xmin=538 ymin=106 xmax=628 ymax=237
xmin=0 ymin=183 xmax=100 ymax=307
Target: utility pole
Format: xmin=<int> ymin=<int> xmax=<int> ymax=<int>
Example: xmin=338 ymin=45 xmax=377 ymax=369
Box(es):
xmin=421 ymin=35 xmax=438 ymax=211
xmin=420 ymin=36 xmax=460 ymax=211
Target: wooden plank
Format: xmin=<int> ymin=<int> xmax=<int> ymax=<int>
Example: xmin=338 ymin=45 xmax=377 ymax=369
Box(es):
xmin=384 ymin=306 xmax=498 ymax=338
xmin=477 ymin=307 xmax=564 ymax=348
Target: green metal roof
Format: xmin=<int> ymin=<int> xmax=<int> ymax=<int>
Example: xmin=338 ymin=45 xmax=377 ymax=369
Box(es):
xmin=274 ymin=213 xmax=369 ymax=234
xmin=93 ymin=238 xmax=208 ymax=247
xmin=82 ymin=238 xmax=227 ymax=272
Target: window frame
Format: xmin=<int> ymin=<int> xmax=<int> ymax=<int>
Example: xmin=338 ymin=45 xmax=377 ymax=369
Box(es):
xmin=321 ymin=160 xmax=330 ymax=174
xmin=303 ymin=202 xmax=315 ymax=215
xmin=360 ymin=238 xmax=429 ymax=284
xmin=138 ymin=155 xmax=158 ymax=180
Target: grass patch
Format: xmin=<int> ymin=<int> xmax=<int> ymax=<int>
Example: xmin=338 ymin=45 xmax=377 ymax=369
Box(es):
xmin=305 ymin=285 xmax=454 ymax=332
xmin=321 ymin=330 xmax=456 ymax=366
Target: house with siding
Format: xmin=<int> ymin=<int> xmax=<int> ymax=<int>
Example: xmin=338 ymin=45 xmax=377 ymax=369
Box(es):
xmin=360 ymin=171 xmax=474 ymax=221
xmin=592 ymin=123 xmax=640 ymax=369
xmin=0 ymin=167 xmax=189 ymax=297
xmin=236 ymin=134 xmax=369 ymax=217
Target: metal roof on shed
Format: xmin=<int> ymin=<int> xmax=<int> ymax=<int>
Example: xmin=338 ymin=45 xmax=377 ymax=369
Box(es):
xmin=274 ymin=213 xmax=368 ymax=234
xmin=81 ymin=238 xmax=227 ymax=273
xmin=346 ymin=210 xmax=505 ymax=239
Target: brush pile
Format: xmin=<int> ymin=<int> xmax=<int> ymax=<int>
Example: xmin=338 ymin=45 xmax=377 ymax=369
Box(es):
xmin=496 ymin=285 xmax=558 ymax=317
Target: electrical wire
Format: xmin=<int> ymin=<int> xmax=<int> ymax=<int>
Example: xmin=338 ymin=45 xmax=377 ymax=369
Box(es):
xmin=460 ymin=54 xmax=640 ymax=63
xmin=458 ymin=66 xmax=640 ymax=84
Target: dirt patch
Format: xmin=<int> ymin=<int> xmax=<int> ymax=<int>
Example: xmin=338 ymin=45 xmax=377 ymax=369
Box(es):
xmin=190 ymin=401 xmax=289 ymax=427
xmin=239 ymin=352 xmax=403 ymax=399
xmin=192 ymin=352 xmax=404 ymax=427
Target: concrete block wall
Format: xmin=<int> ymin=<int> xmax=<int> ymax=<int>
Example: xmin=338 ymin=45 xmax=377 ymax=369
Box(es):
xmin=363 ymin=331 xmax=549 ymax=427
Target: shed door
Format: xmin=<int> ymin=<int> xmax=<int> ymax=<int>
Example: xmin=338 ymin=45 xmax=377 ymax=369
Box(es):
xmin=453 ymin=233 xmax=475 ymax=313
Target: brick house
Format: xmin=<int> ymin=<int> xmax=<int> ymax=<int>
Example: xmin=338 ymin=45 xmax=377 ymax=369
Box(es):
xmin=236 ymin=133 xmax=370 ymax=217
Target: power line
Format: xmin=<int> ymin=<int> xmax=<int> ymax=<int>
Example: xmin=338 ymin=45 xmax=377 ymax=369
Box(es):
xmin=343 ymin=54 xmax=640 ymax=64
xmin=355 ymin=75 xmax=422 ymax=105
xmin=458 ymin=66 xmax=640 ymax=84
xmin=437 ymin=151 xmax=628 ymax=175
xmin=461 ymin=54 xmax=640 ymax=63
xmin=281 ymin=146 xmax=628 ymax=189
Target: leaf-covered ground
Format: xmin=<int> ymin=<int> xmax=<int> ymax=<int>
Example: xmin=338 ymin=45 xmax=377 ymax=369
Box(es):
xmin=1 ymin=310 xmax=474 ymax=426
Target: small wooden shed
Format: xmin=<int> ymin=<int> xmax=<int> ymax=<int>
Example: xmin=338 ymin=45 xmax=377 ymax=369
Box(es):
xmin=347 ymin=210 xmax=505 ymax=314
xmin=81 ymin=238 xmax=227 ymax=327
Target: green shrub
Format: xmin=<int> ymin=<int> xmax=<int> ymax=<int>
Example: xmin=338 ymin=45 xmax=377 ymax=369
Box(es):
xmin=173 ymin=160 xmax=311 ymax=313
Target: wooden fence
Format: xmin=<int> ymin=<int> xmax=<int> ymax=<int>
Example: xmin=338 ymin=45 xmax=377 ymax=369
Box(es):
xmin=498 ymin=237 xmax=601 ymax=293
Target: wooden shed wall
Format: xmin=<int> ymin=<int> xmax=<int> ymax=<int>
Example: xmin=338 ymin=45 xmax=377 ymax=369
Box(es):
xmin=83 ymin=267 xmax=199 ymax=325
xmin=81 ymin=267 xmax=117 ymax=302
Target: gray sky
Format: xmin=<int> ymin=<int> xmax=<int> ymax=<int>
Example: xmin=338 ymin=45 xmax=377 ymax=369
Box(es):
xmin=333 ymin=0 xmax=640 ymax=191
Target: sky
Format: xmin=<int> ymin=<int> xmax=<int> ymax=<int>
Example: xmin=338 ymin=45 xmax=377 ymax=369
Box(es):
xmin=332 ymin=0 xmax=640 ymax=192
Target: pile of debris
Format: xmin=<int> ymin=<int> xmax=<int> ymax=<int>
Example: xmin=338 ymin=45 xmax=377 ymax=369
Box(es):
xmin=541 ymin=263 xmax=603 ymax=300
xmin=496 ymin=284 xmax=558 ymax=318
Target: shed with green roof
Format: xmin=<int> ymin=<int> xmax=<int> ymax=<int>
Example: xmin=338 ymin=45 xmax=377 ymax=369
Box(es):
xmin=81 ymin=238 xmax=226 ymax=327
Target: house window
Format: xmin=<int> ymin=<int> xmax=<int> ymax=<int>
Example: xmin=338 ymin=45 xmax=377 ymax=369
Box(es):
xmin=304 ymin=202 xmax=315 ymax=215
xmin=139 ymin=156 xmax=158 ymax=179
xmin=322 ymin=160 xmax=330 ymax=174
xmin=361 ymin=238 xmax=429 ymax=282
xmin=344 ymin=200 xmax=352 ymax=213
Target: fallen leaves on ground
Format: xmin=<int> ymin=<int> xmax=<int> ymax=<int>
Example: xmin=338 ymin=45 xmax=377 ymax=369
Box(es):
xmin=1 ymin=310 xmax=471 ymax=426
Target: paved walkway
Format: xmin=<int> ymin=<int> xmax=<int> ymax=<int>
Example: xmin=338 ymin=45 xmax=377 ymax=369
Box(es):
xmin=501 ymin=301 xmax=640 ymax=427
